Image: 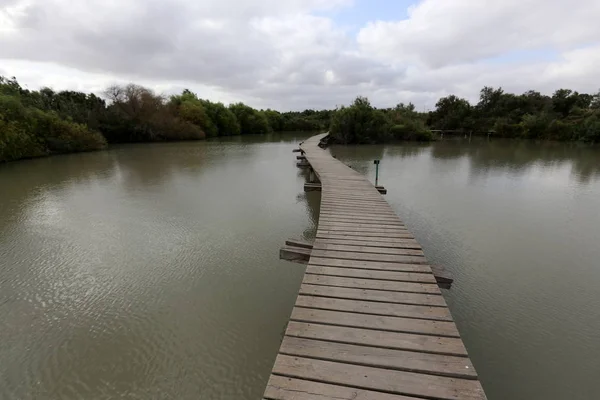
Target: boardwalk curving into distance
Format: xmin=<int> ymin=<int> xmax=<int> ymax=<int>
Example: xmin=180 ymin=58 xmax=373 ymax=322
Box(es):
xmin=263 ymin=134 xmax=487 ymax=400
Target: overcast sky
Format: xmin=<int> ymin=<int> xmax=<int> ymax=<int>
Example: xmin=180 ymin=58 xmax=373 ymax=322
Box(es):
xmin=1 ymin=0 xmax=599 ymax=110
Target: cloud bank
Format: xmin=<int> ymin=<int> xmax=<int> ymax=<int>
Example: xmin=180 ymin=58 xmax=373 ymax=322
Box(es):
xmin=1 ymin=0 xmax=599 ymax=110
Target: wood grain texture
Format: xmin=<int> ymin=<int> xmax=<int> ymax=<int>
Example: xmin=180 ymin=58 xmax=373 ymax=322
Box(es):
xmin=279 ymin=337 xmax=477 ymax=379
xmin=308 ymin=257 xmax=431 ymax=272
xmin=302 ymin=274 xmax=440 ymax=294
xmin=265 ymin=375 xmax=417 ymax=400
xmin=290 ymin=307 xmax=460 ymax=337
xmin=305 ymin=265 xmax=436 ymax=283
xmin=271 ymin=355 xmax=485 ymax=399
xmin=312 ymin=242 xmax=424 ymax=256
xmin=299 ymin=284 xmax=448 ymax=307
xmin=295 ymin=295 xmax=453 ymax=321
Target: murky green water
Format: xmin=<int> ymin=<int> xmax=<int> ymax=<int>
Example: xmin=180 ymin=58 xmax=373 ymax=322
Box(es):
xmin=1 ymin=135 xmax=599 ymax=399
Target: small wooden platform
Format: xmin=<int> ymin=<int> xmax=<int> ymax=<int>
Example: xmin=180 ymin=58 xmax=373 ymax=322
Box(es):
xmin=263 ymin=134 xmax=487 ymax=400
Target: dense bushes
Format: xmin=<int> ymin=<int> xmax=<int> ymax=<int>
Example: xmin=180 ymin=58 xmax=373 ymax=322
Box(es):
xmin=229 ymin=103 xmax=271 ymax=135
xmin=331 ymin=87 xmax=600 ymax=144
xmin=330 ymin=97 xmax=433 ymax=143
xmin=428 ymin=87 xmax=600 ymax=142
xmin=0 ymin=76 xmax=331 ymax=162
xmin=0 ymin=92 xmax=106 ymax=162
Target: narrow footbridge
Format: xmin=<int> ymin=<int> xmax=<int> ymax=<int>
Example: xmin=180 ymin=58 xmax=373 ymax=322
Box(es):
xmin=263 ymin=133 xmax=487 ymax=400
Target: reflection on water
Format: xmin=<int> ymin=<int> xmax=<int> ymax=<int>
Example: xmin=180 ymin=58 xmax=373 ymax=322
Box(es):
xmin=331 ymin=137 xmax=600 ymax=400
xmin=2 ymin=134 xmax=599 ymax=400
xmin=0 ymin=133 xmax=313 ymax=400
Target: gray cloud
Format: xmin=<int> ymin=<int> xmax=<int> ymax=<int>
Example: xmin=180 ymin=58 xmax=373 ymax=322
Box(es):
xmin=1 ymin=0 xmax=599 ymax=110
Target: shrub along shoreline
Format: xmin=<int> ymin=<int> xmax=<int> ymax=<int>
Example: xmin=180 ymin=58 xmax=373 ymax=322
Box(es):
xmin=330 ymin=88 xmax=600 ymax=144
xmin=2 ymin=76 xmax=599 ymax=163
xmin=0 ymin=77 xmax=330 ymax=163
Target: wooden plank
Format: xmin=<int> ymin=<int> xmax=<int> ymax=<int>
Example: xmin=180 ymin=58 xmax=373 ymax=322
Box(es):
xmin=271 ymin=355 xmax=484 ymax=399
xmin=316 ymin=224 xmax=408 ymax=233
xmin=315 ymin=233 xmax=416 ymax=244
xmin=431 ymin=265 xmax=454 ymax=285
xmin=318 ymin=213 xmax=403 ymax=222
xmin=285 ymin=239 xmax=313 ymax=249
xmin=319 ymin=206 xmax=397 ymax=215
xmin=285 ymin=322 xmax=468 ymax=356
xmin=317 ymin=230 xmax=414 ymax=239
xmin=279 ymin=337 xmax=477 ymax=379
xmin=315 ymin=238 xmax=421 ymax=249
xmin=320 ymin=199 xmax=390 ymax=207
xmin=295 ymin=295 xmax=453 ymax=321
xmin=302 ymin=274 xmax=440 ymax=294
xmin=307 ymin=257 xmax=431 ymax=272
xmin=309 ymin=249 xmax=427 ymax=264
xmin=299 ymin=284 xmax=448 ymax=307
xmin=290 ymin=308 xmax=460 ymax=337
xmin=264 ymin=375 xmax=416 ymax=400
xmin=319 ymin=211 xmax=399 ymax=219
xmin=320 ymin=204 xmax=390 ymax=209
xmin=312 ymin=243 xmax=424 ymax=257
xmin=305 ymin=265 xmax=436 ymax=284
xmin=319 ymin=218 xmax=404 ymax=227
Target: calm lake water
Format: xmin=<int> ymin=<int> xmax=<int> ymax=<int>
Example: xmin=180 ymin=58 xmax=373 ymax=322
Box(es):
xmin=1 ymin=133 xmax=599 ymax=399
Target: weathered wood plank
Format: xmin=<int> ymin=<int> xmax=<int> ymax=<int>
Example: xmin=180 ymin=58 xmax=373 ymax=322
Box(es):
xmin=318 ymin=213 xmax=404 ymax=223
xmin=308 ymin=257 xmax=431 ymax=272
xmin=312 ymin=243 xmax=424 ymax=257
xmin=271 ymin=355 xmax=484 ymax=399
xmin=279 ymin=337 xmax=477 ymax=379
xmin=315 ymin=238 xmax=421 ymax=249
xmin=315 ymin=233 xmax=416 ymax=244
xmin=319 ymin=218 xmax=404 ymax=227
xmin=316 ymin=224 xmax=409 ymax=233
xmin=317 ymin=230 xmax=415 ymax=239
xmin=306 ymin=265 xmax=436 ymax=283
xmin=302 ymin=274 xmax=440 ymax=294
xmin=319 ymin=205 xmax=396 ymax=213
xmin=285 ymin=322 xmax=468 ymax=356
xmin=320 ymin=200 xmax=391 ymax=207
xmin=299 ymin=284 xmax=448 ymax=307
xmin=285 ymin=239 xmax=313 ymax=249
xmin=319 ymin=205 xmax=397 ymax=214
xmin=310 ymin=249 xmax=427 ymax=264
xmin=264 ymin=375 xmax=416 ymax=400
xmin=290 ymin=307 xmax=460 ymax=337
xmin=295 ymin=295 xmax=452 ymax=321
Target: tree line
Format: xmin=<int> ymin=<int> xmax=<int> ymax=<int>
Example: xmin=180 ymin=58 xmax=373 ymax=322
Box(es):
xmin=3 ymin=75 xmax=600 ymax=162
xmin=330 ymin=87 xmax=600 ymax=144
xmin=0 ymin=77 xmax=330 ymax=162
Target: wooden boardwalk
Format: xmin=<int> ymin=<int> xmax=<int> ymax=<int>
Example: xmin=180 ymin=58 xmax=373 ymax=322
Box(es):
xmin=263 ymin=134 xmax=487 ymax=400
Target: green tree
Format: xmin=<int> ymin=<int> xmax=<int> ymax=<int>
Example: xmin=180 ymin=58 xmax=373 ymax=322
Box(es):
xmin=228 ymin=103 xmax=271 ymax=135
xmin=330 ymin=97 xmax=391 ymax=144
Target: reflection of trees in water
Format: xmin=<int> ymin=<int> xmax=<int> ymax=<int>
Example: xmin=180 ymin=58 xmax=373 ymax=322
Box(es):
xmin=431 ymin=140 xmax=473 ymax=160
xmin=295 ymin=190 xmax=320 ymax=241
xmin=209 ymin=131 xmax=314 ymax=145
xmin=111 ymin=143 xmax=212 ymax=189
xmin=383 ymin=143 xmax=430 ymax=158
xmin=430 ymin=138 xmax=600 ymax=184
xmin=294 ymin=166 xmax=320 ymax=240
xmin=329 ymin=144 xmax=386 ymax=176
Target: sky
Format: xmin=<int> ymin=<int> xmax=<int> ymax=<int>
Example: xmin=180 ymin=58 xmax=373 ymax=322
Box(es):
xmin=1 ymin=0 xmax=599 ymax=111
